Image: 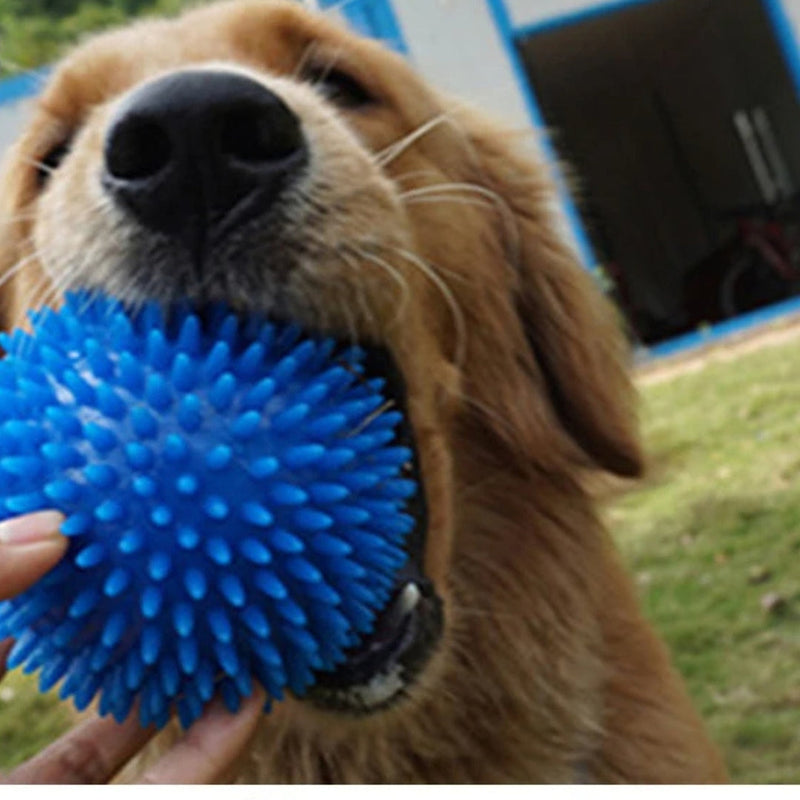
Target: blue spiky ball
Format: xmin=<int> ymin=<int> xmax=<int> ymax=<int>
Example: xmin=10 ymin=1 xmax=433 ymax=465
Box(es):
xmin=0 ymin=292 xmax=414 ymax=729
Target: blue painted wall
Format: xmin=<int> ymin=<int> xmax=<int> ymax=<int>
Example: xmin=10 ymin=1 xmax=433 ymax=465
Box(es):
xmin=319 ymin=0 xmax=407 ymax=53
xmin=0 ymin=71 xmax=44 ymax=105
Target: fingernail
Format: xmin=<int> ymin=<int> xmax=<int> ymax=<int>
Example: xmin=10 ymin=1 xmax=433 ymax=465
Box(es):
xmin=0 ymin=511 xmax=65 ymax=546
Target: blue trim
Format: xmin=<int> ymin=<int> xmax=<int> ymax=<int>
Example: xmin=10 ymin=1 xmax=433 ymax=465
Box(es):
xmin=762 ymin=0 xmax=800 ymax=98
xmin=485 ymin=0 xmax=598 ymax=270
xmin=512 ymin=0 xmax=664 ymax=39
xmin=642 ymin=295 xmax=800 ymax=360
xmin=0 ymin=70 xmax=45 ymax=106
xmin=319 ymin=0 xmax=407 ymax=53
xmin=511 ymin=0 xmax=800 ymax=101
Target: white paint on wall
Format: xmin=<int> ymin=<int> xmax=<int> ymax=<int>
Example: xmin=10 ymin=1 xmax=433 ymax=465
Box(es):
xmin=390 ymin=0 xmax=532 ymax=131
xmin=781 ymin=0 xmax=800 ymax=43
xmin=391 ymin=0 xmax=587 ymax=259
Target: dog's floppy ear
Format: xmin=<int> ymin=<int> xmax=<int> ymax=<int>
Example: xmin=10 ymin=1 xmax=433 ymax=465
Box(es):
xmin=0 ymin=142 xmax=36 ymax=336
xmin=455 ymin=109 xmax=643 ymax=478
xmin=0 ymin=114 xmax=61 ymax=337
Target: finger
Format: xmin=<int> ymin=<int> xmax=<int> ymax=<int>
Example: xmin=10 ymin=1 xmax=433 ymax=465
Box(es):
xmin=7 ymin=711 xmax=155 ymax=784
xmin=138 ymin=690 xmax=266 ymax=784
xmin=0 ymin=512 xmax=67 ymax=600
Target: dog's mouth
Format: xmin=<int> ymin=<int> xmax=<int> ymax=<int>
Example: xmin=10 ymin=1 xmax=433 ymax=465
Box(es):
xmin=305 ymin=345 xmax=443 ymax=715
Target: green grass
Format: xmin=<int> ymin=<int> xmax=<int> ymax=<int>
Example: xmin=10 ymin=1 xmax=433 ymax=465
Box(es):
xmin=0 ymin=670 xmax=71 ymax=770
xmin=2 ymin=335 xmax=800 ymax=781
xmin=608 ymin=337 xmax=800 ymax=783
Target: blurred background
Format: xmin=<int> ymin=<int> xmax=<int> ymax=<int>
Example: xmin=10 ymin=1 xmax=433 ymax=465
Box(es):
xmin=2 ymin=0 xmax=800 ymax=783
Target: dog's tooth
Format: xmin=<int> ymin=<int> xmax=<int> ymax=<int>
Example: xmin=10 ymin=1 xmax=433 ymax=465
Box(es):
xmin=398 ymin=582 xmax=422 ymax=615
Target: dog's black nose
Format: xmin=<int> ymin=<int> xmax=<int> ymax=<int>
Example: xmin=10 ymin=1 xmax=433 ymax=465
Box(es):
xmin=103 ymin=70 xmax=306 ymax=256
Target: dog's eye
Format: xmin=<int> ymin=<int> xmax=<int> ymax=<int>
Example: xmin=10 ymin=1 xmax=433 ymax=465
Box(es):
xmin=37 ymin=139 xmax=72 ymax=186
xmin=305 ymin=66 xmax=376 ymax=109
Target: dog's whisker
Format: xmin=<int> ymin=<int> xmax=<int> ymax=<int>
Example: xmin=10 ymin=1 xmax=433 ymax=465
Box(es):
xmin=375 ymin=114 xmax=451 ymax=168
xmin=452 ymin=605 xmax=525 ymax=621
xmin=401 ymin=194 xmax=493 ymax=209
xmin=315 ymin=46 xmax=345 ymax=85
xmin=399 ymin=183 xmax=501 ymax=202
xmin=400 ymin=182 xmax=521 ymax=272
xmin=398 ymin=193 xmax=522 ymax=272
xmin=292 ymin=39 xmax=320 ymax=79
xmin=13 ymin=269 xmax=60 ymax=358
xmin=338 ymin=279 xmax=360 ymax=352
xmin=27 ymin=249 xmax=78 ymax=315
xmin=458 ymin=389 xmax=520 ymax=443
xmin=0 ymin=211 xmax=39 ymax=227
xmin=339 ymin=252 xmax=378 ymax=337
xmin=385 ymin=245 xmax=467 ymax=366
xmin=116 ymin=267 xmax=156 ymax=316
xmin=0 ymin=250 xmax=41 ymax=297
xmin=19 ymin=156 xmax=54 ymax=176
xmin=348 ymin=245 xmax=411 ymax=331
xmin=29 ymin=283 xmax=61 ymax=315
xmin=391 ymin=169 xmax=444 ymax=187
xmin=349 ymin=398 xmax=396 ymax=437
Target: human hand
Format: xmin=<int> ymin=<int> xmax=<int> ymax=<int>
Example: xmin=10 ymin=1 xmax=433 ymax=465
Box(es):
xmin=0 ymin=511 xmax=265 ymax=784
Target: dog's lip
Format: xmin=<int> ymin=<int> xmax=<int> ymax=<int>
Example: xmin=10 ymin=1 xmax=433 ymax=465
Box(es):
xmin=307 ymin=574 xmax=443 ymax=713
xmin=303 ymin=342 xmax=443 ymax=714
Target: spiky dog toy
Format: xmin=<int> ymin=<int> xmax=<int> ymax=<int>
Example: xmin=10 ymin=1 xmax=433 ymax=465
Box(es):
xmin=0 ymin=292 xmax=414 ymax=729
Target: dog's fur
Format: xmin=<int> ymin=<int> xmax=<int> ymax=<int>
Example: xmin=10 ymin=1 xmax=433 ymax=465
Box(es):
xmin=0 ymin=0 xmax=727 ymax=783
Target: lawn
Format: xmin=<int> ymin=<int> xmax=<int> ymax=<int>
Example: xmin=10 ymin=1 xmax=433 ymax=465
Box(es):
xmin=1 ymin=330 xmax=800 ymax=781
xmin=609 ymin=332 xmax=800 ymax=783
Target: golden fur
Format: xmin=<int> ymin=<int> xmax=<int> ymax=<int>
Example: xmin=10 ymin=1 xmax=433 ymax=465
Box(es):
xmin=0 ymin=0 xmax=726 ymax=783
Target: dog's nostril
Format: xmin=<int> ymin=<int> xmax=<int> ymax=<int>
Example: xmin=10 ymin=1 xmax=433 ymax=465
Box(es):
xmin=106 ymin=118 xmax=172 ymax=181
xmin=221 ymin=105 xmax=303 ymax=165
xmin=102 ymin=70 xmax=308 ymax=253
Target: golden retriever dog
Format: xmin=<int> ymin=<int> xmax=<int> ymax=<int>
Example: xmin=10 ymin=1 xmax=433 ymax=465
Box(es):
xmin=0 ymin=0 xmax=727 ymax=783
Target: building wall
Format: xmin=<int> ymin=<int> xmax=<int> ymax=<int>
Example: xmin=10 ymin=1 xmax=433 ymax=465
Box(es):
xmin=393 ymin=0 xmax=800 ymax=129
xmin=391 ymin=0 xmax=531 ymax=129
xmin=506 ymin=0 xmax=800 ymax=42
xmin=3 ymin=1 xmax=799 ymax=153
xmin=510 ymin=0 xmax=800 ymax=49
